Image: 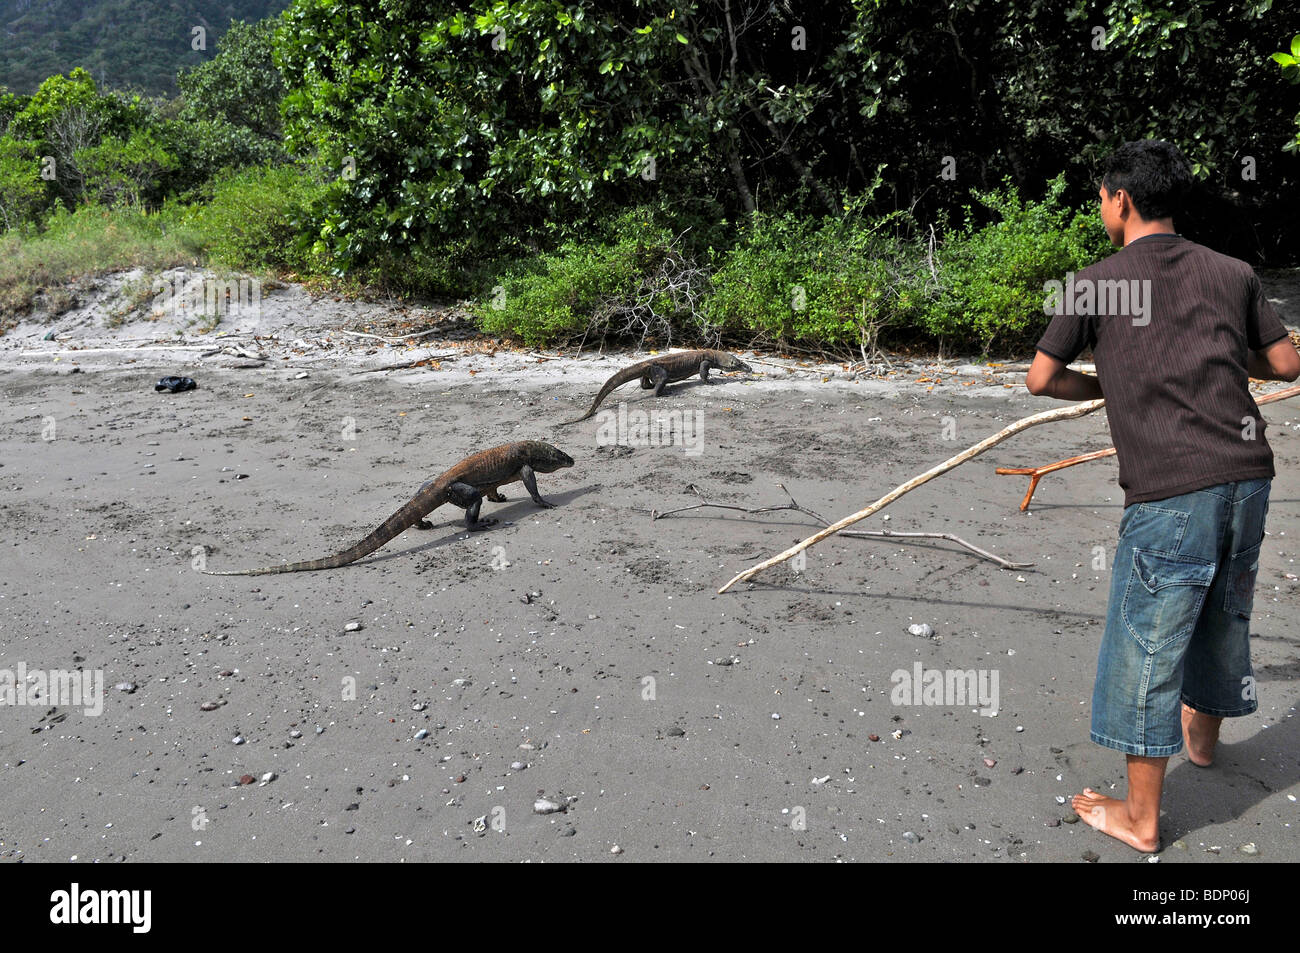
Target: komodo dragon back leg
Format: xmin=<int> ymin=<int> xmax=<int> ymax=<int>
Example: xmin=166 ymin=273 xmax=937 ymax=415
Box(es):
xmin=445 ymin=480 xmax=497 ymax=531
xmin=648 ymin=363 xmax=670 ymax=396
xmin=520 ymin=465 xmax=556 ymax=507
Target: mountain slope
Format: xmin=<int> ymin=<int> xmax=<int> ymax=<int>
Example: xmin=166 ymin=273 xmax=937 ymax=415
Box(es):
xmin=0 ymin=0 xmax=289 ymax=97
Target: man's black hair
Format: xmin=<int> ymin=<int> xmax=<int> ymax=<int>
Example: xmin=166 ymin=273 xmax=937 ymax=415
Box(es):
xmin=1100 ymin=140 xmax=1194 ymax=221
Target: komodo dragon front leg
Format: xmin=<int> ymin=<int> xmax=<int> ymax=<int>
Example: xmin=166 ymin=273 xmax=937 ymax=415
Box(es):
xmin=431 ymin=468 xmax=555 ymax=527
xmin=521 ymin=464 xmax=556 ymax=508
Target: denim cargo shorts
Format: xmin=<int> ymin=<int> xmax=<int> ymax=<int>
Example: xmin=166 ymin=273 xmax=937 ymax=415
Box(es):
xmin=1091 ymin=477 xmax=1269 ymax=757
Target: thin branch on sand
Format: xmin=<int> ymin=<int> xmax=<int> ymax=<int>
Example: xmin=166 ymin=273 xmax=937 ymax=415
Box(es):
xmin=718 ymin=398 xmax=1106 ymax=593
xmin=653 ymin=483 xmax=1033 ymax=570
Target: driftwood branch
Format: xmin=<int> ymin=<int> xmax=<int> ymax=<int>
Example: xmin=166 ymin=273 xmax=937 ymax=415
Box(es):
xmin=995 ymin=383 xmax=1300 ymax=510
xmin=199 ymin=345 xmax=267 ymax=360
xmin=352 ymin=352 xmax=458 ymax=374
xmin=718 ymin=398 xmax=1106 ymax=593
xmin=653 ymin=483 xmax=1033 ymax=570
xmin=330 ymin=328 xmax=449 ymax=344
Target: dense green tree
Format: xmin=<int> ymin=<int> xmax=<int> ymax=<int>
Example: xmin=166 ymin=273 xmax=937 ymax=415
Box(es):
xmin=178 ymin=19 xmax=284 ymax=139
xmin=274 ymin=0 xmax=1299 ymax=269
xmin=75 ymin=127 xmax=178 ymax=206
xmin=0 ymin=135 xmax=44 ymax=229
xmin=165 ymin=19 xmax=288 ymax=188
xmin=1274 ymin=33 xmax=1300 ymax=153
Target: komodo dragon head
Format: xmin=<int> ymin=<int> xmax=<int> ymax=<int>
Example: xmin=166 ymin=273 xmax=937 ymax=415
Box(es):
xmin=525 ymin=441 xmax=576 ymax=472
xmin=715 ymin=352 xmax=752 ymax=373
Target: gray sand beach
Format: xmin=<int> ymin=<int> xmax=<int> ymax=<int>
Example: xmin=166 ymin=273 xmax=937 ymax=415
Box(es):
xmin=1 ymin=269 xmax=1297 ymax=862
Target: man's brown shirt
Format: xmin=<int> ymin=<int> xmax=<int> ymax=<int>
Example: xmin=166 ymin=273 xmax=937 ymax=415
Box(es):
xmin=1037 ymin=234 xmax=1289 ymax=506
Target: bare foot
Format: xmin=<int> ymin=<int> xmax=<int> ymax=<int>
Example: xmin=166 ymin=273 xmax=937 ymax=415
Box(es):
xmin=1070 ymin=788 xmax=1160 ymax=853
xmin=1181 ymin=703 xmax=1221 ymax=767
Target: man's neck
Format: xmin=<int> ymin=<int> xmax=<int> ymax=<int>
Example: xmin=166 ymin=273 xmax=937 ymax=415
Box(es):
xmin=1122 ymin=217 xmax=1177 ymax=246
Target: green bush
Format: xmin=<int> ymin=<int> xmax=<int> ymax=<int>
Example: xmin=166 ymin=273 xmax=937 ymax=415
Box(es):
xmin=922 ymin=175 xmax=1110 ymax=352
xmin=0 ymin=136 xmax=45 ymax=231
xmin=184 ymin=164 xmax=323 ymax=271
xmin=704 ymin=207 xmax=934 ymax=354
xmin=476 ymin=210 xmax=713 ymax=348
xmin=75 ymin=128 xmax=177 ymax=207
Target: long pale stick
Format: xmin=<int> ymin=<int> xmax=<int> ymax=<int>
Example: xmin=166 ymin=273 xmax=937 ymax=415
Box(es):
xmin=718 ymin=398 xmax=1106 ymax=593
xmin=995 ymin=383 xmax=1300 ymax=510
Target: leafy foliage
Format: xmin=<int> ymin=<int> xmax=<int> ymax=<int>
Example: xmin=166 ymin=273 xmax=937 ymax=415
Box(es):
xmin=166 ymin=19 xmax=289 ymax=190
xmin=3 ymin=0 xmax=1298 ymax=355
xmin=75 ymin=128 xmax=177 ymax=206
xmin=476 ymin=210 xmax=703 ymax=348
xmin=0 ymin=135 xmax=43 ymax=230
xmin=922 ymin=176 xmax=1111 ymax=352
xmin=182 ymin=164 xmax=322 ymax=270
xmin=273 ymin=0 xmax=1300 ymax=274
xmin=1273 ymin=33 xmax=1300 ymax=153
xmin=177 ymin=19 xmax=284 ymax=138
xmin=705 ymin=207 xmax=936 ymax=354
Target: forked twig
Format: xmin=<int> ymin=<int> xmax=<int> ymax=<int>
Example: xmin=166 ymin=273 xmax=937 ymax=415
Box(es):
xmin=996 ymin=448 xmax=1116 ymax=511
xmin=995 ymin=383 xmax=1300 ymax=510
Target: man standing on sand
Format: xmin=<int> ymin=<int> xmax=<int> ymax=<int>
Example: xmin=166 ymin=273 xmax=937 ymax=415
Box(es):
xmin=1025 ymin=139 xmax=1300 ymax=852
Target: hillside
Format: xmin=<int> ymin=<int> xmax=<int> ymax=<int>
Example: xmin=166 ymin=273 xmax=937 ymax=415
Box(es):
xmin=0 ymin=0 xmax=288 ymax=96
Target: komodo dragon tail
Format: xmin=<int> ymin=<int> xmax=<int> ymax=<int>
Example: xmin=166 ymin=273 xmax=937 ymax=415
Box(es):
xmin=203 ymin=486 xmax=445 ymax=576
xmin=557 ymin=364 xmax=645 ymax=426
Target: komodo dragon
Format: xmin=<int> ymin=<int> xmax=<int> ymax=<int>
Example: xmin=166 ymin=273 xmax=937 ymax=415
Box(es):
xmin=204 ymin=441 xmax=574 ymax=575
xmin=558 ymin=349 xmax=751 ymax=426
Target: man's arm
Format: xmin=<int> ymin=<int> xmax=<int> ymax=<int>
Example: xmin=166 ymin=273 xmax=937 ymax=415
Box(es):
xmin=1247 ymin=336 xmax=1300 ymax=382
xmin=1025 ymin=350 xmax=1104 ymax=400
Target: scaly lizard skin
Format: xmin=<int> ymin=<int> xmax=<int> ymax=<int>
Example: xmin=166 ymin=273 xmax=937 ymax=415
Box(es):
xmin=204 ymin=441 xmax=574 ymax=575
xmin=558 ymin=349 xmax=750 ymax=426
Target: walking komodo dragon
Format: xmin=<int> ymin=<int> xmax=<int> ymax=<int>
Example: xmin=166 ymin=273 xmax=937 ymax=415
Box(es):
xmin=205 ymin=441 xmax=574 ymax=575
xmin=558 ymin=349 xmax=751 ymax=426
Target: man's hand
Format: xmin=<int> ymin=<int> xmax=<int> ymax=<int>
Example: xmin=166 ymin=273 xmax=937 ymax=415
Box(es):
xmin=1025 ymin=350 xmax=1105 ymax=400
